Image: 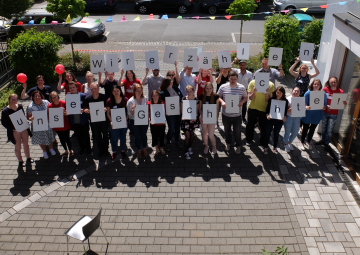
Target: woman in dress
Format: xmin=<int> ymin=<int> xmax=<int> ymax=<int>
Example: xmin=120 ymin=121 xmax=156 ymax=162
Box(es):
xmin=317 ymin=76 xmax=347 ymax=148
xmin=181 ymin=85 xmax=200 ymax=159
xmin=289 ymin=57 xmax=320 ymax=97
xmin=83 ymin=71 xmax=94 ymax=97
xmin=48 ymin=91 xmax=73 ymax=156
xmin=283 ymin=86 xmax=301 ymax=152
xmin=57 ymin=71 xmax=83 ymax=94
xmin=106 ymin=85 xmax=129 ymax=160
xmin=199 ymin=82 xmax=219 ymax=154
xmin=148 ymin=90 xmax=166 ymax=155
xmin=26 ymin=91 xmax=56 ymax=159
xmin=127 ymin=84 xmax=149 ymax=158
xmin=159 ymin=78 xmax=183 ymax=148
xmin=300 ymin=79 xmax=328 ymax=150
xmin=120 ymin=69 xmax=142 ymax=99
xmin=264 ymin=86 xmax=289 ymax=154
xmin=1 ymin=94 xmax=34 ymax=166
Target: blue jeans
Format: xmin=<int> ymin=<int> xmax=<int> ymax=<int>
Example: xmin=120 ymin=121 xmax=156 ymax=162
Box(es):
xmin=110 ymin=128 xmax=127 ymax=152
xmin=222 ymin=114 xmax=242 ymax=146
xmin=283 ymin=116 xmax=301 ymax=144
xmin=166 ymin=115 xmax=181 ymax=144
xmin=130 ymin=119 xmax=148 ymax=150
xmin=321 ymin=113 xmax=338 ymax=145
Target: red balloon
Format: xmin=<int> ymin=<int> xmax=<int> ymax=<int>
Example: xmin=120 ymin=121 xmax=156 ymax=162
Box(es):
xmin=17 ymin=73 xmax=27 ymax=83
xmin=55 ymin=64 xmax=65 ymax=75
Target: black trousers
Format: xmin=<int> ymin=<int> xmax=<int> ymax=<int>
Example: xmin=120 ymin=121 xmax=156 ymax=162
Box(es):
xmin=246 ymin=108 xmax=267 ymax=146
xmin=150 ymin=124 xmax=166 ymax=147
xmin=55 ymin=130 xmax=72 ymax=151
xmin=301 ymin=123 xmax=318 ymax=144
xmin=73 ymin=123 xmax=91 ymax=152
xmin=90 ymin=121 xmax=109 ymax=153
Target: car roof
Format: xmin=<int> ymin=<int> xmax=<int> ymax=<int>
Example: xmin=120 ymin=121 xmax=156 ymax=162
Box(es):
xmin=291 ymin=14 xmax=314 ymax=22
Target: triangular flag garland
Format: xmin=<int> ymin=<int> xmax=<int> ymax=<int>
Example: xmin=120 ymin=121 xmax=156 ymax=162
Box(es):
xmin=65 ymin=14 xmax=71 ymax=24
xmin=92 ymin=1 xmax=359 ymax=23
xmin=40 ymin=17 xmax=46 ymax=24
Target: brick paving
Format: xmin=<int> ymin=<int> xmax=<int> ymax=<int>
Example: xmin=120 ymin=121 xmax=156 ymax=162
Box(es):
xmin=0 ymin=44 xmax=360 ymax=254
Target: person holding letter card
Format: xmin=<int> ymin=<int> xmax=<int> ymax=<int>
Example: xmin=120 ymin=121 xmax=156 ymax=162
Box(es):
xmin=67 ymin=82 xmax=92 ymax=156
xmin=120 ymin=69 xmax=142 ymax=99
xmin=106 ymin=85 xmax=129 ymax=160
xmin=26 ymin=91 xmax=56 ymax=159
xmin=316 ymin=77 xmax=347 ymax=148
xmin=1 ymin=94 xmax=34 ymax=166
xmin=127 ymin=84 xmax=149 ymax=158
xmin=300 ymin=80 xmax=327 ymax=150
xmin=218 ymin=71 xmax=247 ymax=154
xmin=264 ymin=86 xmax=289 ymax=154
xmin=148 ymin=90 xmax=166 ymax=155
xmin=160 ymin=78 xmax=183 ymax=148
xmin=199 ymin=82 xmax=219 ymax=154
xmin=181 ymin=85 xmax=200 ymax=159
xmin=283 ymin=87 xmax=302 ymax=152
xmin=58 ymin=71 xmax=83 ymax=94
xmin=289 ymin=57 xmax=320 ymax=97
xmin=49 ymin=92 xmax=73 ymax=157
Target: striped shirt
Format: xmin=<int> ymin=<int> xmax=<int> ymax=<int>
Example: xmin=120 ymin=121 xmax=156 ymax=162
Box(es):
xmin=218 ymin=82 xmax=247 ymax=117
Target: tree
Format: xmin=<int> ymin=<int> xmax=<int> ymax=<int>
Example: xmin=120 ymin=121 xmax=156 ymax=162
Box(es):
xmin=46 ymin=0 xmax=88 ymax=65
xmin=8 ymin=28 xmax=63 ymax=84
xmin=263 ymin=14 xmax=300 ymax=74
xmin=226 ymin=0 xmax=258 ymax=43
xmin=301 ymin=19 xmax=324 ymax=58
xmin=0 ymin=0 xmax=33 ymax=20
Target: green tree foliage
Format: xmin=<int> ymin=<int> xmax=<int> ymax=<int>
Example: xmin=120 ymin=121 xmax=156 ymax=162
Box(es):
xmin=263 ymin=14 xmax=300 ymax=74
xmin=226 ymin=0 xmax=258 ymax=42
xmin=46 ymin=0 xmax=88 ymax=20
xmin=301 ymin=19 xmax=323 ymax=45
xmin=0 ymin=0 xmax=33 ymax=20
xmin=8 ymin=28 xmax=63 ymax=86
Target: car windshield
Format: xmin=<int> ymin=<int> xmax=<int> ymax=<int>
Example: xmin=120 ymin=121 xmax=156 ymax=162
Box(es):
xmin=71 ymin=16 xmax=82 ymax=24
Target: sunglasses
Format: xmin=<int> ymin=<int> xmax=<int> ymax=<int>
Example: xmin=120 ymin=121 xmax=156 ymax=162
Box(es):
xmin=168 ymin=74 xmax=175 ymax=77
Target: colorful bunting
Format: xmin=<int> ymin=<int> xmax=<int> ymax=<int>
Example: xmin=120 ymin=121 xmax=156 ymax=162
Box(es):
xmin=225 ymin=15 xmax=232 ymax=20
xmin=263 ymin=12 xmax=271 ymax=14
xmin=282 ymin=10 xmax=290 ymax=14
xmin=209 ymin=17 xmax=216 ymax=20
xmin=161 ymin=14 xmax=168 ymax=19
xmin=95 ymin=18 xmax=101 ymax=23
xmin=121 ymin=15 xmax=127 ymax=22
xmin=106 ymin=16 xmax=113 ymax=22
xmin=65 ymin=14 xmax=72 ymax=24
xmin=338 ymin=1 xmax=347 ymax=5
xmin=300 ymin=8 xmax=308 ymax=12
xmin=40 ymin=17 xmax=46 ymax=24
xmin=193 ymin=16 xmax=200 ymax=19
xmin=177 ymin=16 xmax=182 ymax=19
xmin=134 ymin=16 xmax=140 ymax=20
xmin=148 ymin=14 xmax=155 ymax=20
xmin=320 ymin=5 xmax=329 ymax=8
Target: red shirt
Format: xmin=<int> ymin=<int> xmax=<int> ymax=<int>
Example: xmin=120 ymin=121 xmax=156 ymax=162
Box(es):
xmin=122 ymin=79 xmax=142 ymax=99
xmin=62 ymin=81 xmax=83 ymax=94
xmin=324 ymin=87 xmax=344 ymax=115
xmin=148 ymin=101 xmax=165 ymax=126
xmin=196 ymin=75 xmax=211 ymax=98
xmin=48 ymin=100 xmax=71 ymax=131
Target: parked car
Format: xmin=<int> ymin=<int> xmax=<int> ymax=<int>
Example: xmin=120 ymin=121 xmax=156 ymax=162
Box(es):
xmin=273 ymin=0 xmax=327 ymax=13
xmin=84 ymin=0 xmax=118 ymax=14
xmin=0 ymin=18 xmax=11 ymax=38
xmin=199 ymin=0 xmax=260 ymax=15
xmin=134 ymin=0 xmax=195 ymax=14
xmin=13 ymin=11 xmax=106 ymax=42
xmin=289 ymin=13 xmax=314 ymax=32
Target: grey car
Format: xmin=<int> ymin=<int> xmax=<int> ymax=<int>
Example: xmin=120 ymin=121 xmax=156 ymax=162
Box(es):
xmin=273 ymin=0 xmax=327 ymax=13
xmin=15 ymin=11 xmax=106 ymax=42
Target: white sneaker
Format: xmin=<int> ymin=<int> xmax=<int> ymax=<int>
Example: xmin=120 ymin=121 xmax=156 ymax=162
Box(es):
xmin=185 ymin=152 xmax=191 ymax=159
xmin=43 ymin=152 xmax=49 ymax=159
xmin=225 ymin=144 xmax=231 ymax=151
xmin=235 ymin=146 xmax=241 ymax=154
xmin=284 ymin=144 xmax=290 ymax=152
xmin=188 ymin=147 xmax=193 ymax=155
xmin=50 ymin=149 xmax=56 ymax=155
xmin=299 ymin=144 xmax=306 ymax=151
xmin=288 ymin=144 xmax=294 ymax=151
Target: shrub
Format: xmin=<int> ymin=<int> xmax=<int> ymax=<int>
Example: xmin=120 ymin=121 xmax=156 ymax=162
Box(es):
xmin=7 ymin=26 xmax=25 ymax=41
xmin=263 ymin=14 xmax=300 ymax=74
xmin=301 ymin=19 xmax=324 ymax=58
xmin=58 ymin=51 xmax=91 ymax=73
xmin=212 ymin=52 xmax=264 ymax=73
xmin=7 ymin=28 xmax=63 ymax=88
xmin=0 ymin=82 xmax=18 ymax=109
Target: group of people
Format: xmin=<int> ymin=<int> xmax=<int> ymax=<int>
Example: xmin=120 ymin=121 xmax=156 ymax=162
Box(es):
xmin=1 ymin=57 xmax=347 ymax=166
